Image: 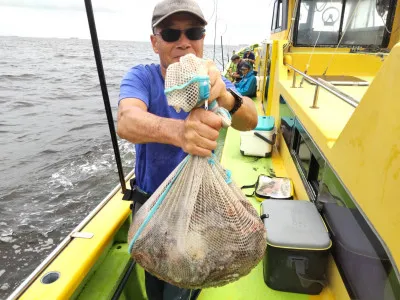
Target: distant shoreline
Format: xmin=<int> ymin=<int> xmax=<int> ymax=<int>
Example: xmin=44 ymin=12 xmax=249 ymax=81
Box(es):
xmin=0 ymin=35 xmax=240 ymax=47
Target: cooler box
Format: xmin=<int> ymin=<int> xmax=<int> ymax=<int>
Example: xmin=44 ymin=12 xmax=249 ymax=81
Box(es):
xmin=240 ymin=116 xmax=275 ymax=157
xmin=261 ymin=200 xmax=331 ymax=295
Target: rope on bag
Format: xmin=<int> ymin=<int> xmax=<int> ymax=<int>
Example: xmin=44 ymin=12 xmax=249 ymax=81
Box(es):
xmin=128 ymin=155 xmax=189 ymax=253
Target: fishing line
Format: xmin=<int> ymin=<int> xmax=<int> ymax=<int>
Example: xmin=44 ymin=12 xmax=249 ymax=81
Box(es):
xmin=299 ymin=31 xmax=321 ymax=87
xmin=213 ymin=0 xmax=218 ymax=61
xmin=376 ymin=0 xmax=392 ymax=33
xmin=207 ymin=0 xmax=217 ymax=23
xmin=323 ymin=0 xmax=362 ymax=75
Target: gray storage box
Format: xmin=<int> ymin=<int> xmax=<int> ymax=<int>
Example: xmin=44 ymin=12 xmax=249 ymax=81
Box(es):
xmin=261 ymin=200 xmax=331 ymax=294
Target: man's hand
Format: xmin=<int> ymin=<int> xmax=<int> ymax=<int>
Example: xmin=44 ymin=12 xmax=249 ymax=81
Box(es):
xmin=179 ymin=108 xmax=222 ymax=157
xmin=205 ymin=60 xmax=235 ymax=111
xmin=206 ymin=60 xmax=227 ymax=101
xmin=232 ymin=72 xmax=240 ymax=78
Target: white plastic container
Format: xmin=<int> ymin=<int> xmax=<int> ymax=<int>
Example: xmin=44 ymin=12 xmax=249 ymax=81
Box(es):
xmin=240 ymin=116 xmax=275 ymax=157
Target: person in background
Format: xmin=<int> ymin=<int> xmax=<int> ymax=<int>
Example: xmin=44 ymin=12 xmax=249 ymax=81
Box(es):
xmin=117 ymin=0 xmax=258 ymax=299
xmin=225 ymin=56 xmax=237 ymax=82
xmin=234 ymin=62 xmax=257 ymax=97
xmin=229 ymin=54 xmax=247 ymax=82
xmin=243 ymin=47 xmax=255 ymax=65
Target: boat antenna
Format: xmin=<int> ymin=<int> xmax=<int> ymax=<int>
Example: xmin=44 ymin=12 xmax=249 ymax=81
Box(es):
xmin=322 ymin=0 xmax=362 ymax=76
xmin=84 ymin=0 xmax=127 ymax=193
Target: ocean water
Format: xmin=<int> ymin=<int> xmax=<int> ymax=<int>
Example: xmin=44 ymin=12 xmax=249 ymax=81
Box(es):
xmin=0 ymin=36 xmax=236 ymax=298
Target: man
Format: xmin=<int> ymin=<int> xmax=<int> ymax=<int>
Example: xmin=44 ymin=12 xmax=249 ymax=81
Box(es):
xmin=243 ymin=47 xmax=255 ymax=65
xmin=117 ymin=0 xmax=258 ymax=299
xmin=234 ymin=62 xmax=257 ymax=97
xmin=229 ymin=54 xmax=247 ymax=82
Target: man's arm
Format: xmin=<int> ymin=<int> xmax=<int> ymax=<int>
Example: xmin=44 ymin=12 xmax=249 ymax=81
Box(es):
xmin=219 ymin=92 xmax=258 ymax=130
xmin=117 ymin=98 xmax=222 ymax=157
xmin=117 ymin=99 xmax=182 ymax=145
xmin=206 ymin=61 xmax=258 ymax=131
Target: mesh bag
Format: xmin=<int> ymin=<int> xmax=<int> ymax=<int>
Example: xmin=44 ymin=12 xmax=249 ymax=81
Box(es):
xmin=128 ymin=54 xmax=266 ymax=289
xmin=164 ymin=53 xmax=209 ymax=112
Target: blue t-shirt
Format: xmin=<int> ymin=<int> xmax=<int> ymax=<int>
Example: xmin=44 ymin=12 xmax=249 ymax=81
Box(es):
xmin=243 ymin=52 xmax=255 ymax=61
xmin=119 ymin=63 xmax=235 ymax=194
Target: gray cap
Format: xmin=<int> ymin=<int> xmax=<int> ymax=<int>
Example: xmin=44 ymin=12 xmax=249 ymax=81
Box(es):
xmin=231 ymin=54 xmax=240 ymax=60
xmin=152 ymin=0 xmax=207 ymax=29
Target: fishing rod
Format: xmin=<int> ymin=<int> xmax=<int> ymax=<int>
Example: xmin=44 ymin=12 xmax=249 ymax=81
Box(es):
xmin=219 ymin=22 xmax=227 ymax=71
xmin=84 ymin=0 xmax=127 ymax=193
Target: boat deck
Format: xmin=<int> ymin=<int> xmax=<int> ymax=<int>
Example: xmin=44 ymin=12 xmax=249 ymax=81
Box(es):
xmin=82 ymin=97 xmax=335 ymax=300
xmin=18 ymin=98 xmax=336 ymax=300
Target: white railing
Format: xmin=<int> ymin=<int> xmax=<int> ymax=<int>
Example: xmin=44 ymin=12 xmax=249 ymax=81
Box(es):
xmin=287 ymin=64 xmax=359 ymax=108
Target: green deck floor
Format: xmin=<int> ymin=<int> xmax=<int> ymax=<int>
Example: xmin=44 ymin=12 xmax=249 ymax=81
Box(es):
xmin=197 ymin=126 xmax=306 ymax=300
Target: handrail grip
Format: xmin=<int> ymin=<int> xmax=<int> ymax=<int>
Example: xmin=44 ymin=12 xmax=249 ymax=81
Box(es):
xmin=286 ymin=64 xmax=359 ymax=108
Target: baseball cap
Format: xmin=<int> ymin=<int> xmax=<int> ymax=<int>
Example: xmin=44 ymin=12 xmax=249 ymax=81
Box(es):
xmin=231 ymin=54 xmax=240 ymax=60
xmin=152 ymin=0 xmax=207 ymax=29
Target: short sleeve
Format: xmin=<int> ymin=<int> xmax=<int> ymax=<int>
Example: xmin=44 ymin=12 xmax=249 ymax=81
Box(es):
xmin=119 ymin=65 xmax=150 ymax=106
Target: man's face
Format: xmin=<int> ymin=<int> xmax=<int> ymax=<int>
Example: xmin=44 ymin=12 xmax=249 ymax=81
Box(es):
xmin=150 ymin=13 xmax=205 ymax=77
xmin=232 ymin=58 xmax=239 ymax=65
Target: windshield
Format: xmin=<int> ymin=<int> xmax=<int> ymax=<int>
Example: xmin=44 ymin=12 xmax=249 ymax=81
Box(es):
xmin=295 ymin=0 xmax=393 ymax=47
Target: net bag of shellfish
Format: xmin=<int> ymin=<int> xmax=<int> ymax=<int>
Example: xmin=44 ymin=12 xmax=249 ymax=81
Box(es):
xmin=127 ymin=54 xmax=266 ymax=289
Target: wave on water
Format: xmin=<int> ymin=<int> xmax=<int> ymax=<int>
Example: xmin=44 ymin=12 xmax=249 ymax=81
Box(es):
xmin=0 ymin=74 xmax=36 ymax=82
xmin=68 ymin=122 xmax=106 ymax=132
xmin=11 ymin=101 xmax=35 ymax=108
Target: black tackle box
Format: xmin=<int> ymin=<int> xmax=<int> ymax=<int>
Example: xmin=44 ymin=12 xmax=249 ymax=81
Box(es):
xmin=261 ymin=200 xmax=331 ymax=295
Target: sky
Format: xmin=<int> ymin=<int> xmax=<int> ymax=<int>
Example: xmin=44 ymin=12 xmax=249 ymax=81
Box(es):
xmin=0 ymin=0 xmax=273 ymax=45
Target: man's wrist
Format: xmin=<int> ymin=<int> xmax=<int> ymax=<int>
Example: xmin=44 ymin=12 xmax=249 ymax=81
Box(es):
xmin=172 ymin=119 xmax=185 ymax=148
xmin=218 ymin=89 xmax=235 ymax=111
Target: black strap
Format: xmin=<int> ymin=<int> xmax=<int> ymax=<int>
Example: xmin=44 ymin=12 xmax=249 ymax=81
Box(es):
xmin=122 ymin=178 xmax=150 ymax=205
xmin=240 ymin=183 xmax=256 ymax=197
xmin=254 ymin=131 xmax=276 ymax=145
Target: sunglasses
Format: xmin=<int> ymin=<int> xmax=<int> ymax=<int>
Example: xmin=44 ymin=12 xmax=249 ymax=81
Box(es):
xmin=155 ymin=27 xmax=205 ymax=42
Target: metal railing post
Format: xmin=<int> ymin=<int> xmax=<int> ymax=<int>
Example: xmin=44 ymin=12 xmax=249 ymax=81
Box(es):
xmin=292 ymin=72 xmax=297 ymax=88
xmin=311 ymin=85 xmax=320 ymax=108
